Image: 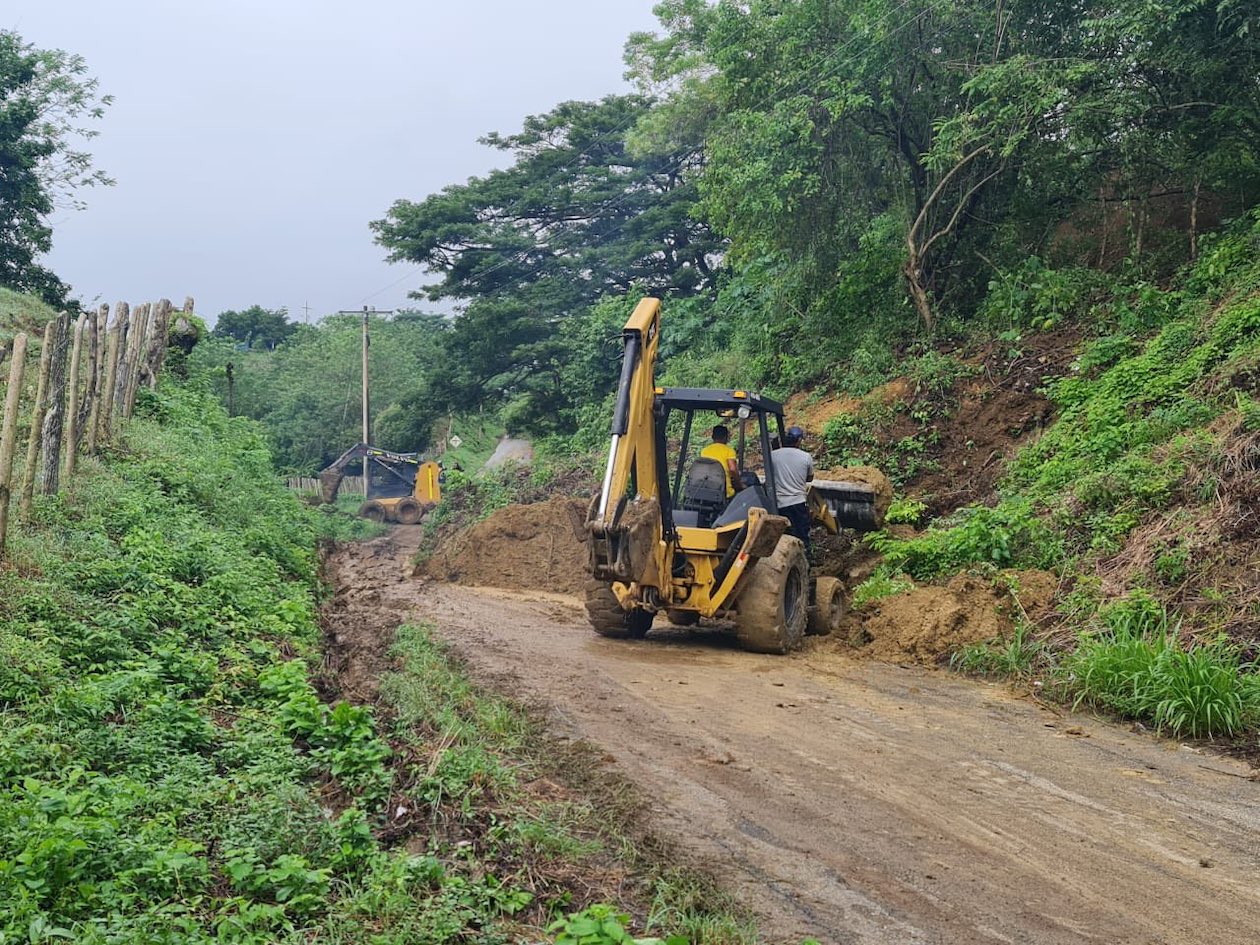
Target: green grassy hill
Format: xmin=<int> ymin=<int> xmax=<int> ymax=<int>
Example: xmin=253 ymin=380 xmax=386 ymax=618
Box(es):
xmin=851 ymin=211 xmax=1260 ymax=739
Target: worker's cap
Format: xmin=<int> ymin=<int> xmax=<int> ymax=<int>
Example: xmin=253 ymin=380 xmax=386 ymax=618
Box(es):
xmin=785 ymin=425 xmax=805 ymax=442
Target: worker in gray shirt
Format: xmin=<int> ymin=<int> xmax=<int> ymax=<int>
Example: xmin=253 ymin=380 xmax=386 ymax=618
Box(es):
xmin=771 ymin=425 xmax=814 ymax=558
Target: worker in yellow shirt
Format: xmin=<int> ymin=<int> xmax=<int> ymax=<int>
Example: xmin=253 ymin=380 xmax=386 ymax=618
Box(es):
xmin=699 ymin=424 xmax=740 ymax=498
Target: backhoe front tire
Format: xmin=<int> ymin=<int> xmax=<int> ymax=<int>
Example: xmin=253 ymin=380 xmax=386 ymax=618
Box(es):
xmin=734 ymin=536 xmax=808 ymax=654
xmin=395 ymin=498 xmax=424 ymax=525
xmin=807 ymin=576 xmax=846 ymax=636
xmin=584 ymin=579 xmax=653 ymax=639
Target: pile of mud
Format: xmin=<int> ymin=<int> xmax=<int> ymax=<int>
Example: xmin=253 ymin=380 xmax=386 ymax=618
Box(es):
xmin=418 ymin=496 xmax=589 ymax=595
xmin=852 ymin=570 xmax=1057 ymax=664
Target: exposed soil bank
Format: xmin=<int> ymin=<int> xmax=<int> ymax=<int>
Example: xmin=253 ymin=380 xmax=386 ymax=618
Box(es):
xmin=417 ymin=496 xmax=589 ymax=595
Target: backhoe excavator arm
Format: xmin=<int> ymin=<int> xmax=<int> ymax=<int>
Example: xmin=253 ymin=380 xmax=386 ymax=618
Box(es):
xmin=588 ymin=298 xmax=667 ymax=587
xmin=319 ymin=443 xmax=421 ymax=504
xmin=319 ymin=443 xmax=369 ymax=504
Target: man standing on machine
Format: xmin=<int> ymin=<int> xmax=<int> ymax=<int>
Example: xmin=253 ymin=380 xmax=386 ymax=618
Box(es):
xmin=771 ymin=425 xmax=815 ymax=558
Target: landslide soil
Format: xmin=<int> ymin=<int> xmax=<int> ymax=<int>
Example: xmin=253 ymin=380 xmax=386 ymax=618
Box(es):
xmin=331 ymin=526 xmax=1260 ymax=945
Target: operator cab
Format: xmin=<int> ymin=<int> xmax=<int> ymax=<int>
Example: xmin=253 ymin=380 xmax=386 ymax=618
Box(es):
xmin=363 ymin=449 xmax=420 ymax=501
xmin=655 ymin=387 xmax=788 ymax=536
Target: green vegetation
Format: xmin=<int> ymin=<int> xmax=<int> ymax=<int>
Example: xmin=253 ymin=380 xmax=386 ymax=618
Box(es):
xmin=0 ymin=29 xmax=112 ymax=304
xmin=851 ymin=568 xmax=914 ymax=609
xmin=0 ymin=375 xmax=739 ymax=941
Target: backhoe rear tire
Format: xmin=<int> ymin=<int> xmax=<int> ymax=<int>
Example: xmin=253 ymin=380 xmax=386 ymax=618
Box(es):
xmin=584 ymin=579 xmax=653 ymax=639
xmin=395 ymin=498 xmax=424 ymax=525
xmin=734 ymin=536 xmax=808 ymax=654
xmin=807 ymin=576 xmax=846 ymax=636
xmin=359 ymin=501 xmax=387 ymax=523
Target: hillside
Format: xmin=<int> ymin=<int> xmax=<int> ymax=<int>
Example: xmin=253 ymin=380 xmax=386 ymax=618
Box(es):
xmin=0 ymin=342 xmax=735 ymax=942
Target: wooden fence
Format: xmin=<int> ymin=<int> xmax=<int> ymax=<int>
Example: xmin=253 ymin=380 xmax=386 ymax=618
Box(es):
xmin=287 ymin=475 xmax=365 ymax=496
xmin=0 ymin=297 xmax=194 ymax=559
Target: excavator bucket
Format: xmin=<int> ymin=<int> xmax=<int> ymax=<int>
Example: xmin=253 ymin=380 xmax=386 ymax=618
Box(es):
xmin=808 ymin=478 xmax=886 ymax=533
xmin=319 ymin=469 xmax=343 ymax=505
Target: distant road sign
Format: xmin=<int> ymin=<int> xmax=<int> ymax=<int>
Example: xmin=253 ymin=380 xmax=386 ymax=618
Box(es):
xmin=449 ymin=435 xmax=463 ymax=449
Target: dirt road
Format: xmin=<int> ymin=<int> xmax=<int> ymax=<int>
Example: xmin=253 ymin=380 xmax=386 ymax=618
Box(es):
xmin=331 ymin=529 xmax=1260 ymax=945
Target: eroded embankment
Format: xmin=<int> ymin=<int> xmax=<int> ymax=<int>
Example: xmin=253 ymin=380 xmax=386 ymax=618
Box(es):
xmin=417 ymin=493 xmax=1048 ymax=666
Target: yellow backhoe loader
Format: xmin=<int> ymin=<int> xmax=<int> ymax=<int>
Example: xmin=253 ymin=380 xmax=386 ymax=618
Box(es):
xmin=319 ymin=443 xmax=441 ymax=524
xmin=584 ymin=298 xmax=886 ymax=653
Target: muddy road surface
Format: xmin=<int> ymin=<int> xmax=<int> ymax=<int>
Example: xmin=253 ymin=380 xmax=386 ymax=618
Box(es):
xmin=331 ymin=528 xmax=1260 ymax=945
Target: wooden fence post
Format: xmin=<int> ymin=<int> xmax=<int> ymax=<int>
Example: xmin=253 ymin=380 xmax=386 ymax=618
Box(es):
xmin=19 ymin=321 xmax=56 ymax=520
xmin=123 ymin=302 xmax=151 ymax=419
xmin=102 ymin=302 xmax=128 ymax=442
xmin=85 ymin=304 xmax=108 ymax=455
xmin=144 ymin=298 xmax=172 ymax=389
xmin=110 ymin=302 xmax=132 ymax=424
xmin=0 ymin=334 xmax=28 ymax=559
xmin=38 ymin=313 xmax=70 ymax=496
xmin=61 ymin=313 xmax=89 ymax=485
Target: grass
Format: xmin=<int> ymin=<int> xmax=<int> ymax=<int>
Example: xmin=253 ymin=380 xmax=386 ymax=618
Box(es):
xmin=0 ymin=285 xmax=59 ymax=344
xmin=377 ymin=623 xmax=759 ymax=944
xmin=951 ymin=622 xmax=1048 ymax=679
xmin=0 ymin=375 xmax=749 ymax=943
xmin=1063 ymin=619 xmax=1260 ymax=739
xmin=947 ymin=593 xmax=1260 ymax=739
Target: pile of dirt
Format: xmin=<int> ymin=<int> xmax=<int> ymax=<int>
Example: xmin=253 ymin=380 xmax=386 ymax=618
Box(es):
xmin=852 ymin=569 xmax=1058 ymax=664
xmin=418 ymin=496 xmax=589 ymax=595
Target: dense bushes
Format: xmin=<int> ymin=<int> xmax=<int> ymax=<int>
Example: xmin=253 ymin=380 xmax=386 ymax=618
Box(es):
xmin=0 ymin=384 xmax=557 ymax=942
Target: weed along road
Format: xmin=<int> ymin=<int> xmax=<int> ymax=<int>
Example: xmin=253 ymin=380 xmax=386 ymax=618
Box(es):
xmin=333 ymin=527 xmax=1260 ymax=945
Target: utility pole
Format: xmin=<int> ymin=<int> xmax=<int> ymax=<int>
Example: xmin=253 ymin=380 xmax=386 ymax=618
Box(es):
xmin=336 ymin=306 xmax=393 ymax=449
xmin=361 ymin=306 xmax=370 ymax=445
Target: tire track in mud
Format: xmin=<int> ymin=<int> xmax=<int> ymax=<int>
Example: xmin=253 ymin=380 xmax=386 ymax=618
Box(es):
xmin=331 ymin=527 xmax=1260 ymax=945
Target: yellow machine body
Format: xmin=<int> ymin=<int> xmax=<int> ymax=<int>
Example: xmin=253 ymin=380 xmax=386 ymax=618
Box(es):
xmin=584 ymin=298 xmax=885 ymax=652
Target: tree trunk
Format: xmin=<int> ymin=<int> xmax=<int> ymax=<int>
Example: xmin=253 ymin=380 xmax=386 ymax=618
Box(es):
xmin=144 ymin=298 xmax=173 ymax=388
xmin=0 ymin=334 xmax=28 ymax=558
xmin=1189 ymin=176 xmax=1202 ymax=262
xmin=903 ymin=256 xmax=935 ymax=331
xmin=61 ymin=314 xmax=88 ymax=485
xmin=123 ymin=302 xmax=152 ymax=418
xmin=38 ymin=313 xmax=71 ymax=496
xmin=19 ymin=321 xmax=56 ymax=519
xmin=85 ymin=304 xmax=108 ymax=454
xmin=111 ymin=303 xmax=132 ymax=421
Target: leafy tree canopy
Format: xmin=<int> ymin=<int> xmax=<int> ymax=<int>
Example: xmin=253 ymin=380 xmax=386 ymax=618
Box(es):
xmin=0 ymin=29 xmax=111 ymax=303
xmin=371 ymin=94 xmax=724 ymax=431
xmin=212 ymin=305 xmax=298 ymax=350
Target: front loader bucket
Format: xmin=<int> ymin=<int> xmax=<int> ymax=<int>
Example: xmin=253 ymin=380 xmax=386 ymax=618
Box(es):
xmin=809 ymin=479 xmax=886 ymax=532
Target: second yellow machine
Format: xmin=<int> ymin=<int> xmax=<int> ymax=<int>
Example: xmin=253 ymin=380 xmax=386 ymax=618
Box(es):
xmin=319 ymin=443 xmax=442 ymax=524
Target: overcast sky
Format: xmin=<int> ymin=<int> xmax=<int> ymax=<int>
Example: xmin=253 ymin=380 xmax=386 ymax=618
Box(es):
xmin=8 ymin=0 xmax=661 ymax=322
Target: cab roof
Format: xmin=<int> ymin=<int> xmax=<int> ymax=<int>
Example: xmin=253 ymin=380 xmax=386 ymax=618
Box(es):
xmin=656 ymin=387 xmax=785 ymax=415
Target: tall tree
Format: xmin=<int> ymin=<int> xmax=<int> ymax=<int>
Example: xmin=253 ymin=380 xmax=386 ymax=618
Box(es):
xmin=212 ymin=305 xmax=297 ymax=350
xmin=0 ymin=30 xmax=111 ymax=302
xmin=372 ymin=94 xmax=723 ymax=430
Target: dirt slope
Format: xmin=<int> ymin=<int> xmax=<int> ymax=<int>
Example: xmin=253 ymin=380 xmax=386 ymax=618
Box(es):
xmin=417 ymin=496 xmax=588 ymax=594
xmin=336 ymin=528 xmax=1260 ymax=945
